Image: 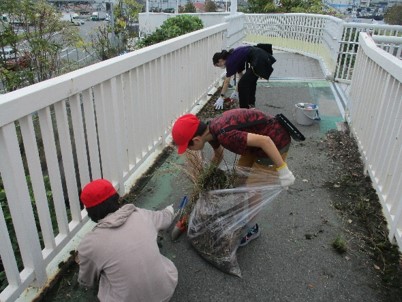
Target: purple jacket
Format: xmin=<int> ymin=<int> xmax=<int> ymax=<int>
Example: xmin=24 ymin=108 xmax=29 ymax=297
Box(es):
xmin=225 ymin=46 xmax=251 ymax=77
xmin=226 ymin=45 xmax=276 ymax=80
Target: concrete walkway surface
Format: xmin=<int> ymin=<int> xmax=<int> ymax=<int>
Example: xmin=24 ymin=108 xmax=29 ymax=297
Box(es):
xmin=41 ymin=52 xmax=392 ymax=302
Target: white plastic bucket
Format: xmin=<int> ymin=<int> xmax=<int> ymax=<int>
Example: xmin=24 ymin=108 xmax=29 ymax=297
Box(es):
xmin=295 ymin=103 xmax=320 ymax=126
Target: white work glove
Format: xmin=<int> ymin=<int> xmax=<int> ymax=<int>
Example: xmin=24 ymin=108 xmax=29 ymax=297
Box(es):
xmin=230 ymin=91 xmax=239 ymax=101
xmin=214 ymin=96 xmax=224 ymax=110
xmin=165 ymin=204 xmax=174 ymax=215
xmin=276 ymin=163 xmax=295 ymax=188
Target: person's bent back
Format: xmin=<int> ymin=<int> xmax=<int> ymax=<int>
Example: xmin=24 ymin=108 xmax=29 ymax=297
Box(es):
xmin=77 ymin=179 xmax=178 ymax=302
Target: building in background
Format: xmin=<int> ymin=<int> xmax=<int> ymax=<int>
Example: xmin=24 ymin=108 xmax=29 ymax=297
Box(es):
xmin=324 ymin=0 xmax=402 ymax=12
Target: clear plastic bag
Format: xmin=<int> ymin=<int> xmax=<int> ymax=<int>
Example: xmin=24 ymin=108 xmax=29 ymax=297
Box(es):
xmin=187 ymin=166 xmax=283 ymax=277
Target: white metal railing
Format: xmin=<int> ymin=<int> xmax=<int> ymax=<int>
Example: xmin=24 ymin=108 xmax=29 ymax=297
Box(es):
xmin=244 ymin=13 xmax=344 ymax=79
xmin=0 ymin=23 xmax=233 ymax=302
xmin=347 ymin=32 xmax=402 ymax=249
xmin=224 ymin=13 xmax=246 ymax=48
xmin=336 ymin=23 xmax=402 ymax=82
xmin=138 ymin=13 xmax=402 ymax=83
xmin=244 ymin=14 xmax=402 ymax=83
xmin=372 ymin=35 xmax=402 ymax=59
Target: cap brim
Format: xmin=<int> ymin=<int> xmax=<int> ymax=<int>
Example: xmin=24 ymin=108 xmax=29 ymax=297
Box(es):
xmin=177 ymin=143 xmax=187 ymax=154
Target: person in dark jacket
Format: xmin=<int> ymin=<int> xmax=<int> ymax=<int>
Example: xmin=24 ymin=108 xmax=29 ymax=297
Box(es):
xmin=212 ymin=45 xmax=276 ymax=109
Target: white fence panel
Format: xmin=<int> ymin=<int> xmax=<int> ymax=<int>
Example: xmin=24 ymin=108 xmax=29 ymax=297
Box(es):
xmin=372 ymin=35 xmax=402 ymax=60
xmin=335 ymin=23 xmax=402 ymax=82
xmin=0 ymin=124 xmax=46 ymax=302
xmin=347 ymin=32 xmax=402 ymax=249
xmin=69 ymin=94 xmax=91 ymax=188
xmin=244 ymin=13 xmax=344 ymax=78
xmin=225 ymin=13 xmax=246 ymax=48
xmin=19 ymin=115 xmax=55 ymax=251
xmin=0 ymin=23 xmax=233 ymax=301
xmin=37 ymin=107 xmax=70 ymax=237
xmin=243 ymin=14 xmax=402 ymax=83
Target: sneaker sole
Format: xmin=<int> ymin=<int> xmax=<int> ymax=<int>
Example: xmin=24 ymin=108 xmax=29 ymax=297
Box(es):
xmin=239 ymin=231 xmax=260 ymax=247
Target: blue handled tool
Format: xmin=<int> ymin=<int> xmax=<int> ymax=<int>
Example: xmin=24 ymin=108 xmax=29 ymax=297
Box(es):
xmin=171 ymin=196 xmax=189 ymax=241
xmin=177 ymin=195 xmax=188 ymax=218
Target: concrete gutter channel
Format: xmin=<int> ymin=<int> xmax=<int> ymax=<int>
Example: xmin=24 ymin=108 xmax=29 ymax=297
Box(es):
xmin=40 ymin=54 xmax=390 ymax=301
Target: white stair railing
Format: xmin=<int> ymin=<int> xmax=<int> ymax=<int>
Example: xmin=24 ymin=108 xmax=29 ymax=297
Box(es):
xmin=0 ymin=23 xmax=230 ymax=302
xmin=347 ymin=32 xmax=402 ymax=250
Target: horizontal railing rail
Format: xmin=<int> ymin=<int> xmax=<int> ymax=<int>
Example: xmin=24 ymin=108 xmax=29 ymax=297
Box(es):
xmin=138 ymin=13 xmax=402 ymax=84
xmin=244 ymin=14 xmax=402 ymax=84
xmin=347 ymin=32 xmax=402 ymax=250
xmin=372 ymin=35 xmax=402 ymax=59
xmin=243 ymin=13 xmax=344 ymax=79
xmin=335 ymin=23 xmax=402 ymax=83
xmin=0 ymin=23 xmax=233 ymax=302
xmin=224 ymin=13 xmax=246 ymax=48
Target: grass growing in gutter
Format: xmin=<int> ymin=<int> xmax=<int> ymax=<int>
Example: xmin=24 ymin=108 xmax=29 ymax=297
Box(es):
xmin=326 ymin=126 xmax=402 ymax=300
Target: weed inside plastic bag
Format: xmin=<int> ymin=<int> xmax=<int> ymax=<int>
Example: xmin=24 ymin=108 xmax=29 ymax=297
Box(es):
xmin=187 ymin=166 xmax=283 ymax=277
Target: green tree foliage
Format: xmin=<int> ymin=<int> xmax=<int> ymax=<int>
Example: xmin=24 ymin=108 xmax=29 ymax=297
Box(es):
xmin=205 ymin=0 xmax=217 ymax=12
xmin=279 ymin=0 xmax=303 ymax=12
xmin=384 ymin=5 xmax=402 ymax=25
xmin=279 ymin=0 xmax=324 ymax=13
xmin=245 ymin=0 xmax=329 ymax=14
xmin=0 ymin=0 xmax=81 ymax=92
xmin=84 ymin=0 xmax=142 ymax=61
xmin=113 ymin=0 xmax=142 ymax=38
xmin=136 ymin=15 xmax=203 ymax=48
xmin=184 ymin=1 xmax=197 ymax=13
xmin=87 ymin=24 xmax=121 ymax=61
xmin=246 ymin=0 xmax=272 ymax=13
xmin=263 ymin=2 xmax=277 ymax=13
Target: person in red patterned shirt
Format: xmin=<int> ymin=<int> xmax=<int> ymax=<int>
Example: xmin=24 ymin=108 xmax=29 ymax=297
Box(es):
xmin=172 ymin=108 xmax=295 ymax=246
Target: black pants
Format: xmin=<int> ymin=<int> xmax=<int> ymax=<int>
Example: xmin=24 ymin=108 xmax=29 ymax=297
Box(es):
xmin=238 ymin=68 xmax=259 ymax=108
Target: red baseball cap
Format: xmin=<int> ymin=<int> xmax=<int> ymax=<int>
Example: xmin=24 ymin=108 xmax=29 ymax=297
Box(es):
xmin=172 ymin=114 xmax=200 ymax=154
xmin=80 ymin=179 xmax=117 ymax=208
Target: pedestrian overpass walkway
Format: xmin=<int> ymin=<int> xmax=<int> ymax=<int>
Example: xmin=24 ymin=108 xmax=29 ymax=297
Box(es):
xmin=37 ymin=52 xmax=390 ymax=302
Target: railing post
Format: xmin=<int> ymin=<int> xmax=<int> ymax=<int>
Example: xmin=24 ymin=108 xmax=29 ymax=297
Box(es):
xmin=0 ymin=203 xmax=20 ymax=298
xmin=230 ymin=0 xmax=237 ymax=14
xmin=0 ymin=124 xmax=47 ymax=286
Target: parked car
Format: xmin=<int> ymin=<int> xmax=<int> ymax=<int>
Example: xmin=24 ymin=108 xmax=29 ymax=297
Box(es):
xmin=0 ymin=46 xmax=16 ymax=61
xmin=61 ymin=12 xmax=85 ymax=26
xmin=72 ymin=19 xmax=85 ymax=26
xmin=163 ymin=8 xmax=175 ymax=13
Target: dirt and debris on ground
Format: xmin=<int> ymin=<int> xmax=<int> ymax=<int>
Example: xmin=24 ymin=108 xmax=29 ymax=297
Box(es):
xmin=325 ymin=125 xmax=402 ymax=301
xmin=38 ymin=89 xmax=402 ymax=302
